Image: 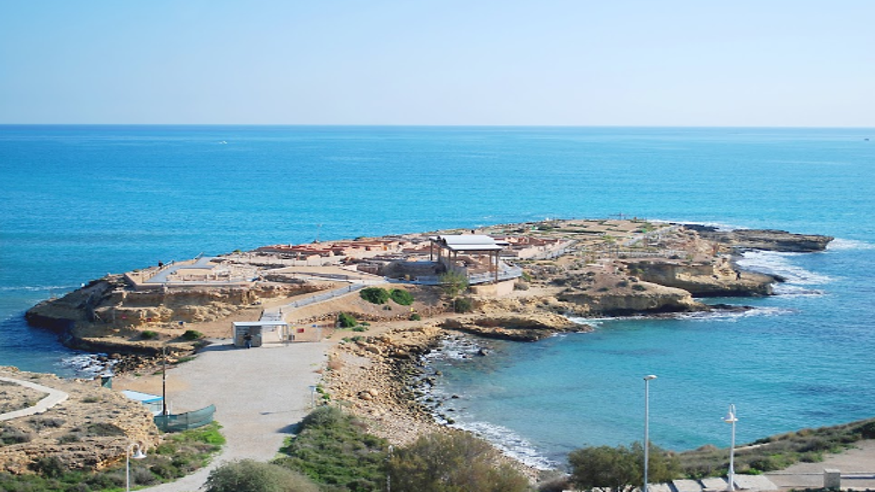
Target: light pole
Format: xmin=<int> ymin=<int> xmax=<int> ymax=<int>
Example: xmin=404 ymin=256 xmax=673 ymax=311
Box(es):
xmin=126 ymin=442 xmax=147 ymax=492
xmin=723 ymin=404 xmax=738 ymax=491
xmin=643 ymin=375 xmax=657 ymax=492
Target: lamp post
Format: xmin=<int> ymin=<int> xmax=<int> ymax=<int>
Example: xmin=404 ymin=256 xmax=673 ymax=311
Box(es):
xmin=643 ymin=375 xmax=657 ymax=492
xmin=126 ymin=442 xmax=147 ymax=492
xmin=723 ymin=404 xmax=738 ymax=491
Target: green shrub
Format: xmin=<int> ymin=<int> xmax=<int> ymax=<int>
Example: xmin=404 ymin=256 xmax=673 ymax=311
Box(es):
xmin=352 ymin=326 xmax=368 ymax=332
xmin=338 ymin=312 xmax=357 ymax=328
xmin=141 ymin=330 xmax=159 ymax=340
xmin=276 ymin=407 xmax=388 ymax=491
xmin=453 ymin=297 xmax=474 ymax=313
xmin=388 ymin=431 xmax=530 ymax=492
xmin=205 ymin=459 xmax=319 ymax=492
xmin=360 ymin=287 xmax=390 ymax=304
xmin=632 ymin=283 xmax=648 ymax=291
xmin=409 ymin=313 xmax=421 ymax=321
xmin=181 ymin=329 xmax=204 ymax=341
xmin=390 ymin=288 xmax=414 ymax=306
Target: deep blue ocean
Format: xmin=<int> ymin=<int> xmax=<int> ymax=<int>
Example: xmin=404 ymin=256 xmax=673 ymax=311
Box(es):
xmin=1 ymin=125 xmax=873 ymax=466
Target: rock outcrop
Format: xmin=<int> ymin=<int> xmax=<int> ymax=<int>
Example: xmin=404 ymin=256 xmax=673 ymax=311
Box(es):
xmin=0 ymin=367 xmax=159 ymax=475
xmin=683 ymin=226 xmax=834 ymax=253
xmin=440 ymin=313 xmax=585 ymax=341
xmin=626 ymin=258 xmax=776 ymax=297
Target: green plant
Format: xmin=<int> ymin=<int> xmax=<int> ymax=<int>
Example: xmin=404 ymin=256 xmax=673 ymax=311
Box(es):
xmin=275 ymin=407 xmax=388 ymax=491
xmin=632 ymin=283 xmax=648 ymax=291
xmin=338 ymin=312 xmax=357 ymax=328
xmin=359 ymin=287 xmax=390 ymax=304
xmin=568 ymin=442 xmax=680 ymax=492
xmin=181 ymin=329 xmax=204 ymax=341
xmin=387 ymin=431 xmax=530 ymax=492
xmin=439 ymin=271 xmax=469 ymax=298
xmin=390 ymin=288 xmax=414 ymax=306
xmin=352 ymin=326 xmax=368 ymax=332
xmin=409 ymin=313 xmax=421 ymax=321
xmin=141 ymin=330 xmax=159 ymax=340
xmin=453 ymin=297 xmax=474 ymax=313
xmin=205 ymin=459 xmax=319 ymax=492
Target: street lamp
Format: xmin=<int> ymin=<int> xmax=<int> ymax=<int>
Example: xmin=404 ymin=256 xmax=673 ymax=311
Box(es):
xmin=126 ymin=442 xmax=147 ymax=492
xmin=643 ymin=375 xmax=657 ymax=492
xmin=723 ymin=404 xmax=738 ymax=491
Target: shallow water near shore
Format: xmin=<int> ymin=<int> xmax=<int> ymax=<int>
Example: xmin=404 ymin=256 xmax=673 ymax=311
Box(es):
xmin=1 ymin=125 xmax=874 ymax=462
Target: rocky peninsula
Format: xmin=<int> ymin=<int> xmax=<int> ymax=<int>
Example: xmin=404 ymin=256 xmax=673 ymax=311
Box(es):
xmin=15 ymin=219 xmax=832 ymax=475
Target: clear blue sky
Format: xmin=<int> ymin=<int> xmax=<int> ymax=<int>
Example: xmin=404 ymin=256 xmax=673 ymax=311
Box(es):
xmin=1 ymin=1 xmax=873 ymax=126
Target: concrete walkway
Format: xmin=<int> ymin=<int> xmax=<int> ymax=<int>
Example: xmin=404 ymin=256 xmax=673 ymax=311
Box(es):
xmin=141 ymin=340 xmax=327 ymax=492
xmin=0 ymin=376 xmax=69 ymax=421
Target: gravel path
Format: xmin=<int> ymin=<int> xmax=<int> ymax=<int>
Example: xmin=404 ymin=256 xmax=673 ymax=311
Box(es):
xmin=141 ymin=339 xmax=327 ymax=492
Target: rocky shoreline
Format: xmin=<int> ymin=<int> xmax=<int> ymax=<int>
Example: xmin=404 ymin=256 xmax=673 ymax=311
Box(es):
xmin=15 ymin=219 xmax=833 ymax=477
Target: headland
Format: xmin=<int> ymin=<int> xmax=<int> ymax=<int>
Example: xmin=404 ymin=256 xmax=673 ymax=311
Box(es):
xmin=15 ymin=218 xmax=833 ymax=476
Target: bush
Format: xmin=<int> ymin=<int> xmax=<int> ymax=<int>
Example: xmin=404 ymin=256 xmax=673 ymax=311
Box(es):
xmin=277 ymin=407 xmax=388 ymax=491
xmin=390 ymin=288 xmax=414 ymax=306
xmin=453 ymin=297 xmax=474 ymax=313
xmin=181 ymin=329 xmax=204 ymax=341
xmin=360 ymin=287 xmax=390 ymax=304
xmin=568 ymin=442 xmax=679 ymax=492
xmin=409 ymin=313 xmax=421 ymax=321
xmin=141 ymin=330 xmax=159 ymax=340
xmin=338 ymin=312 xmax=357 ymax=328
xmin=387 ymin=431 xmax=530 ymax=492
xmin=205 ymin=459 xmax=319 ymax=492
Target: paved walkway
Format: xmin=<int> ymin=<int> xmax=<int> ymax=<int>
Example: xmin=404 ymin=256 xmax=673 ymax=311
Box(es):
xmin=141 ymin=340 xmax=327 ymax=492
xmin=0 ymin=376 xmax=69 ymax=421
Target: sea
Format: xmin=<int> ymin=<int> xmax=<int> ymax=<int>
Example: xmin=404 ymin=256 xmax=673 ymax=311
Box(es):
xmin=1 ymin=125 xmax=874 ymax=467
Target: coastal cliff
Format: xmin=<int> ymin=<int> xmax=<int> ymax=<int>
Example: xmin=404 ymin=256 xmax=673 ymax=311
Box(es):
xmin=22 ymin=220 xmax=832 ymax=358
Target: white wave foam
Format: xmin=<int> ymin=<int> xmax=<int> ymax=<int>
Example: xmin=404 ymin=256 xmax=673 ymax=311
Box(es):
xmin=678 ymin=306 xmax=792 ymax=322
xmin=0 ymin=284 xmax=79 ymax=293
xmin=736 ymin=251 xmax=833 ymax=285
xmin=827 ymin=238 xmax=875 ymax=251
xmin=424 ymin=336 xmax=485 ymax=362
xmin=58 ymin=353 xmax=115 ymax=378
xmin=451 ymin=420 xmax=558 ymax=470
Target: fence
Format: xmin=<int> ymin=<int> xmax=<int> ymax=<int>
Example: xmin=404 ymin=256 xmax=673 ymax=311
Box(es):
xmin=154 ymin=404 xmax=216 ymax=432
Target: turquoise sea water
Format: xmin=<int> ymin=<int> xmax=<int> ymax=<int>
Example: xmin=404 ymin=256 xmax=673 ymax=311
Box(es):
xmin=1 ymin=125 xmax=874 ymax=464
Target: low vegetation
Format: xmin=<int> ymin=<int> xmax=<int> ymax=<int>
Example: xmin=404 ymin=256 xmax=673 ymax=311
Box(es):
xmin=274 ymin=406 xmax=388 ymax=492
xmin=205 ymin=459 xmax=319 ymax=492
xmin=0 ymin=422 xmax=224 ymax=492
xmin=677 ymin=417 xmax=875 ymax=478
xmin=359 ymin=287 xmax=390 ymax=305
xmin=566 ymin=442 xmax=679 ymax=492
xmin=388 ymin=431 xmax=531 ymax=492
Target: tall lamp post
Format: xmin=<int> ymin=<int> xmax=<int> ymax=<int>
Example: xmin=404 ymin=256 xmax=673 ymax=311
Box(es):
xmin=643 ymin=375 xmax=657 ymax=492
xmin=127 ymin=442 xmax=147 ymax=492
xmin=723 ymin=404 xmax=738 ymax=491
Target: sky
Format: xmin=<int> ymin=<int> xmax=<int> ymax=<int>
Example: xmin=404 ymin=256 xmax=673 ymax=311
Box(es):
xmin=1 ymin=1 xmax=873 ymax=126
